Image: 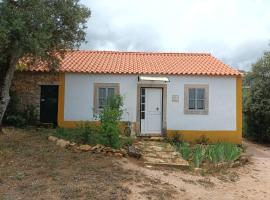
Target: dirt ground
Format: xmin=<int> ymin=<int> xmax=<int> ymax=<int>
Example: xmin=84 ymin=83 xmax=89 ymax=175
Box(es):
xmin=1 ymin=128 xmax=270 ymax=200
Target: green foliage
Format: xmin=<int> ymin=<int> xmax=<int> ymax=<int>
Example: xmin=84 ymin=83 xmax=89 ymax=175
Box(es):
xmin=5 ymin=115 xmax=26 ymax=128
xmin=193 ymin=145 xmax=204 ymax=168
xmin=244 ymin=51 xmax=270 ymax=142
xmin=0 ymin=0 xmax=90 ymax=126
xmin=179 ymin=142 xmax=191 ymax=160
xmin=0 ymin=0 xmax=91 ymax=64
xmin=3 ymin=91 xmax=38 ymax=127
xmin=99 ymin=95 xmax=123 ymax=149
xmin=53 ymin=96 xmax=133 ymax=149
xmin=120 ymin=136 xmax=135 ymax=148
xmin=171 ymin=139 xmax=242 ymax=168
xmin=54 ymin=122 xmax=101 ymax=145
xmin=204 ymin=143 xmax=242 ymax=164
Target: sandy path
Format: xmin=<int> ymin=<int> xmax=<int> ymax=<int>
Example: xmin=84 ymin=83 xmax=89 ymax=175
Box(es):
xmin=122 ymin=140 xmax=270 ymax=200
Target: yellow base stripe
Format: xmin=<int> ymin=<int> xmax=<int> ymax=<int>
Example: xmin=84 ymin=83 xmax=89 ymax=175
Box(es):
xmin=167 ymin=130 xmax=241 ymax=144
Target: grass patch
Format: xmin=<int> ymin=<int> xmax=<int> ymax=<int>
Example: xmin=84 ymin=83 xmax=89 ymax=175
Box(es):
xmin=52 ymin=122 xmax=134 ymax=149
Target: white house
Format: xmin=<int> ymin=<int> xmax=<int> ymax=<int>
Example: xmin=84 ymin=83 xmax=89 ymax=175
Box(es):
xmin=15 ymin=50 xmax=242 ymax=143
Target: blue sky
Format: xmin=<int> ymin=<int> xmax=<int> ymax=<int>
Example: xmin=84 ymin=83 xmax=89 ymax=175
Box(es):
xmin=80 ymin=0 xmax=270 ymax=71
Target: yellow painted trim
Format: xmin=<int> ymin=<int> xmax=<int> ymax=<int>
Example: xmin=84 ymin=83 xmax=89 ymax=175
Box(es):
xmin=236 ymin=76 xmax=242 ymax=136
xmin=57 ymin=73 xmax=65 ymax=127
xmin=167 ymin=130 xmax=241 ymax=144
xmin=167 ymin=76 xmax=243 ymax=144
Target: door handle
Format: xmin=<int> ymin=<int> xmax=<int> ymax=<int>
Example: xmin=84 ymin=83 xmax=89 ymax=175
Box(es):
xmin=41 ymin=98 xmax=45 ymax=102
xmin=156 ymin=107 xmax=159 ymax=111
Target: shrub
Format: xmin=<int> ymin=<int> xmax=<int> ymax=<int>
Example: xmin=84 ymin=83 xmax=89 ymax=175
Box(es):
xmin=99 ymin=95 xmax=123 ymax=149
xmin=244 ymin=51 xmax=270 ymax=143
xmin=3 ymin=91 xmax=38 ymax=127
xmin=54 ymin=122 xmax=101 ymax=144
xmin=5 ymin=115 xmax=26 ymax=128
xmin=120 ymin=136 xmax=134 ymax=148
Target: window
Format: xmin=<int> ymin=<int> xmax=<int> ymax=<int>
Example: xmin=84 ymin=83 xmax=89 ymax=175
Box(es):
xmin=94 ymin=83 xmax=119 ymax=113
xmin=184 ymin=84 xmax=209 ymax=115
xmin=98 ymin=87 xmax=115 ymax=109
xmin=140 ymin=88 xmax=145 ymax=119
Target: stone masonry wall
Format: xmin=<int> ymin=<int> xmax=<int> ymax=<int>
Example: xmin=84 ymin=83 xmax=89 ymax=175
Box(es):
xmin=11 ymin=72 xmax=59 ymax=120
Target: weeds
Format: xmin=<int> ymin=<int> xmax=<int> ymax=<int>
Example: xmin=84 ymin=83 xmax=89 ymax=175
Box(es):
xmin=193 ymin=145 xmax=204 ymax=168
xmin=167 ymin=135 xmax=243 ymax=169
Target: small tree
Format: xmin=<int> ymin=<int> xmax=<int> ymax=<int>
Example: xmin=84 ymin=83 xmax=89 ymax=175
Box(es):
xmin=99 ymin=95 xmax=123 ymax=149
xmin=245 ymin=51 xmax=270 ymax=142
xmin=0 ymin=0 xmax=90 ymax=132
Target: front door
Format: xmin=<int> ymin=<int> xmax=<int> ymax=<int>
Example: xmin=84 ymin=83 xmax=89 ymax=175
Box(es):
xmin=40 ymin=85 xmax=58 ymax=125
xmin=140 ymin=88 xmax=162 ymax=134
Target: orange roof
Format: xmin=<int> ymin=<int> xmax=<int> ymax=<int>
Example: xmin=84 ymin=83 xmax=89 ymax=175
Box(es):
xmin=28 ymin=50 xmax=241 ymax=76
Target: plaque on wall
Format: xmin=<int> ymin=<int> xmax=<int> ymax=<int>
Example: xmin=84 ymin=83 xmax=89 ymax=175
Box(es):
xmin=172 ymin=95 xmax=179 ymax=102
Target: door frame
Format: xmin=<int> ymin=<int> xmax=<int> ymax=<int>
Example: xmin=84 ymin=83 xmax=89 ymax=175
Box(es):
xmin=136 ymin=83 xmax=167 ymax=136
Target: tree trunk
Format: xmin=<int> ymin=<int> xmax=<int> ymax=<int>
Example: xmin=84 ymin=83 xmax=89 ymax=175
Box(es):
xmin=0 ymin=50 xmax=21 ymax=133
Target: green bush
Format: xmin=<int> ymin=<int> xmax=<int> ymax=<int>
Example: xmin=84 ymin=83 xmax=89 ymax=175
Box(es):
xmin=5 ymin=115 xmax=26 ymax=128
xmin=54 ymin=122 xmax=101 ymax=144
xmin=120 ymin=136 xmax=134 ymax=148
xmin=3 ymin=91 xmax=38 ymax=127
xmin=52 ymin=95 xmax=134 ymax=149
xmin=244 ymin=51 xmax=270 ymax=143
xmin=99 ymin=95 xmax=123 ymax=149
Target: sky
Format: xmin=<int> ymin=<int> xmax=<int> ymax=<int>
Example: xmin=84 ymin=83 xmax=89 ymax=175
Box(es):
xmin=80 ymin=0 xmax=270 ymax=71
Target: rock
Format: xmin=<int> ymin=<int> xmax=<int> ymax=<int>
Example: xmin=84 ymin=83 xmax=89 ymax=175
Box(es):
xmin=120 ymin=148 xmax=127 ymax=156
xmin=194 ymin=167 xmax=203 ymax=175
xmin=48 ymin=136 xmax=58 ymax=142
xmin=91 ymin=144 xmax=105 ymax=152
xmin=238 ymin=154 xmax=251 ymax=164
xmin=103 ymin=147 xmax=115 ymax=153
xmin=127 ymin=146 xmax=142 ymax=158
xmin=70 ymin=142 xmax=77 ymax=147
xmin=114 ymin=153 xmax=123 ymax=157
xmin=56 ymin=139 xmax=70 ymax=148
xmin=106 ymin=152 xmax=113 ymax=156
xmin=78 ymin=144 xmax=92 ymax=151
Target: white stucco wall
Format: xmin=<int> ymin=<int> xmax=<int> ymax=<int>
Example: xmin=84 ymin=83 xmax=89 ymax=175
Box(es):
xmin=64 ymin=73 xmax=138 ymax=122
xmin=167 ymin=76 xmax=236 ymax=131
xmin=64 ymin=73 xmax=236 ymax=131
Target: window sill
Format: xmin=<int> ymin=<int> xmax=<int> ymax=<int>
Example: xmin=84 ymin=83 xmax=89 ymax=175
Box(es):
xmin=184 ymin=109 xmax=208 ymax=115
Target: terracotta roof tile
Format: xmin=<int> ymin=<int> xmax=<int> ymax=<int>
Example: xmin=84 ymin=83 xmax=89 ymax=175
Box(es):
xmin=26 ymin=50 xmax=241 ymax=76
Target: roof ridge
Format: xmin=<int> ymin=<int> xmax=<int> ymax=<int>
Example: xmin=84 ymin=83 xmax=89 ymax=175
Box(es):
xmin=72 ymin=50 xmax=211 ymax=56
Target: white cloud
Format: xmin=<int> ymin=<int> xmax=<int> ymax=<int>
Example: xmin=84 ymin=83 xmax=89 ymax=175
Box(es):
xmin=80 ymin=0 xmax=270 ymax=70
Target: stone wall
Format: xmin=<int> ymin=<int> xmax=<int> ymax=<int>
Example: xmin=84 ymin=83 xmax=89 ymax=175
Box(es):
xmin=11 ymin=71 xmax=59 ymax=120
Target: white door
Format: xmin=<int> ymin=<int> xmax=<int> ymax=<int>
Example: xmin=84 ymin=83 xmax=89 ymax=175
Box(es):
xmin=141 ymin=88 xmax=162 ymax=134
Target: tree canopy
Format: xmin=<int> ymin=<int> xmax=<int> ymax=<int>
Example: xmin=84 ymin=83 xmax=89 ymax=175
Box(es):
xmin=244 ymin=51 xmax=270 ymax=142
xmin=0 ymin=0 xmax=90 ymax=129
